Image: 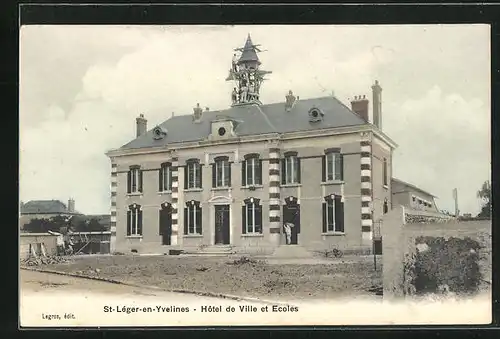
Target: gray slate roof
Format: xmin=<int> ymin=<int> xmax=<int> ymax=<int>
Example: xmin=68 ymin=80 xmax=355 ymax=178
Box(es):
xmin=120 ymin=96 xmax=367 ymax=150
xmin=391 ymin=178 xmax=437 ymax=198
xmin=21 ymin=200 xmax=80 ymax=215
xmin=238 ymin=35 xmax=260 ymax=64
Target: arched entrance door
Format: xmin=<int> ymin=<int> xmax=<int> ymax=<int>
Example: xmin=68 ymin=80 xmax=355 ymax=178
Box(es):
xmin=159 ymin=202 xmax=172 ymax=245
xmin=283 ymin=196 xmax=300 ymax=245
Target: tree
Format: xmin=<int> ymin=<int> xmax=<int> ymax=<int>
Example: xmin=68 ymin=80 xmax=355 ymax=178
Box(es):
xmin=72 ymin=217 xmax=106 ymax=232
xmin=24 ymin=215 xmax=69 ymax=233
xmin=477 ymin=180 xmax=491 ymax=219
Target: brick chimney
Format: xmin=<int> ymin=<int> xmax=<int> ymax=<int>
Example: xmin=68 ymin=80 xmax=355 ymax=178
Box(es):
xmin=371 ymin=80 xmax=382 ymax=129
xmin=193 ymin=103 xmax=203 ymax=122
xmin=67 ymin=198 xmax=75 ymax=213
xmin=350 ymin=95 xmax=369 ymax=122
xmin=136 ymin=114 xmax=147 ymax=137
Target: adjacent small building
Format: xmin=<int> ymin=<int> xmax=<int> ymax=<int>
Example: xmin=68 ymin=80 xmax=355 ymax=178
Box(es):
xmin=391 ymin=178 xmax=440 ymax=213
xmin=19 ymin=198 xmax=81 ymax=230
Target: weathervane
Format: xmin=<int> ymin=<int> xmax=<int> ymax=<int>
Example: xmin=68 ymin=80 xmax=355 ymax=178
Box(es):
xmin=225 ymin=34 xmax=272 ymax=106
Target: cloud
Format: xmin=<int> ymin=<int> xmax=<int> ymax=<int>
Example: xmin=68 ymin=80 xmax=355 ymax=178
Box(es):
xmin=19 ymin=25 xmax=490 ymax=215
xmin=386 ymin=86 xmax=490 ymax=214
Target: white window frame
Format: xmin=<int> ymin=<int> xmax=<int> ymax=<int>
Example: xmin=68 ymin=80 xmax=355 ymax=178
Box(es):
xmin=325 ymin=198 xmax=336 ymax=233
xmin=245 ymin=157 xmax=257 ymax=186
xmin=215 ymin=159 xmax=229 ymax=187
xmin=245 ymin=201 xmax=260 ymax=234
xmin=187 ymin=162 xmax=200 ymax=189
xmin=186 ymin=203 xmax=200 ymax=235
xmin=128 ymin=206 xmax=142 ymax=235
xmin=325 ymin=152 xmax=341 ymax=181
xmin=130 ymin=168 xmax=140 ymax=193
xmin=284 ymin=155 xmax=298 ymax=184
xmin=160 ymin=164 xmax=172 ymax=191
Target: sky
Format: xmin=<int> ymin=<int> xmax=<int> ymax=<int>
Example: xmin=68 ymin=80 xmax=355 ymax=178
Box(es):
xmin=19 ymin=25 xmax=490 ymax=215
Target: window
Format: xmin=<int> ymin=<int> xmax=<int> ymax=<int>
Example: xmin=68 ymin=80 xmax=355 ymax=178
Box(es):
xmin=213 ymin=157 xmax=231 ymax=188
xmin=383 ymin=199 xmax=389 ymax=214
xmin=127 ymin=166 xmax=143 ymax=194
xmin=282 ymin=152 xmax=301 ymax=184
xmin=322 ymin=195 xmax=344 ymax=233
xmin=242 ymin=198 xmax=262 ymax=234
xmin=242 ymin=154 xmax=262 ymax=186
xmin=184 ymin=201 xmax=202 ymax=235
xmin=383 ymin=158 xmax=388 ymax=186
xmin=185 ymin=159 xmax=202 ymax=189
xmin=159 ymin=162 xmax=172 ymax=192
xmin=323 ymin=150 xmax=343 ymax=181
xmin=127 ymin=204 xmax=142 ymax=236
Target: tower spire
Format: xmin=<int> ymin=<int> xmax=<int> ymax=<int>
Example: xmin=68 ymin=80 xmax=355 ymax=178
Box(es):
xmin=226 ymin=34 xmax=272 ymax=106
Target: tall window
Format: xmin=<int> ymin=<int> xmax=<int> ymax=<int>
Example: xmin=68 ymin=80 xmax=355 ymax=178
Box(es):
xmin=185 ymin=159 xmax=202 ymax=189
xmin=383 ymin=158 xmax=388 ymax=186
xmin=127 ymin=166 xmax=142 ymax=194
xmin=184 ymin=201 xmax=202 ymax=235
xmin=323 ymin=150 xmax=343 ymax=181
xmin=242 ymin=198 xmax=262 ymax=234
xmin=322 ymin=195 xmax=344 ymax=233
xmin=159 ymin=162 xmax=172 ymax=192
xmin=282 ymin=152 xmax=300 ymax=184
xmin=127 ymin=204 xmax=142 ymax=236
xmin=383 ymin=199 xmax=389 ymax=214
xmin=242 ymin=154 xmax=262 ymax=186
xmin=213 ymin=156 xmax=231 ymax=188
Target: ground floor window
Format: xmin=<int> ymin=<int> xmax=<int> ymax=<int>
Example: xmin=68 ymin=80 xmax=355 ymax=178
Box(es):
xmin=242 ymin=198 xmax=262 ymax=234
xmin=322 ymin=195 xmax=344 ymax=233
xmin=127 ymin=204 xmax=142 ymax=236
xmin=184 ymin=200 xmax=202 ymax=235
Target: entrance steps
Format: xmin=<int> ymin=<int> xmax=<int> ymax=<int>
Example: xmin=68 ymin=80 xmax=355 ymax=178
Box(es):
xmin=271 ymin=245 xmax=315 ymax=259
xmin=183 ymin=245 xmax=237 ymax=256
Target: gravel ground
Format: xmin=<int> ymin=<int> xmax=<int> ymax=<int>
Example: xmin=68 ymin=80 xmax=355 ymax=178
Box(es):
xmin=39 ymin=255 xmax=383 ymax=300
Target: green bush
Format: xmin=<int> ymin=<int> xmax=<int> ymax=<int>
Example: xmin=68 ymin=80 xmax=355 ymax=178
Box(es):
xmin=408 ymin=236 xmax=482 ymax=296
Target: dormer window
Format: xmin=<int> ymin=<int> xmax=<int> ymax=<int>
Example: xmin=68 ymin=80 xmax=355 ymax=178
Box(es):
xmin=308 ymin=107 xmax=324 ymax=123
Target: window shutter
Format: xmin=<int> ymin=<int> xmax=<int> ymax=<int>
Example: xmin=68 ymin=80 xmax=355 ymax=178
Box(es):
xmin=296 ymin=158 xmax=301 ymax=183
xmin=184 ymin=207 xmax=188 ymax=235
xmin=242 ymin=205 xmax=247 ymax=234
xmin=127 ymin=210 xmax=132 ymax=236
xmin=321 ymin=155 xmax=326 ymax=182
xmin=196 ymin=206 xmax=202 ymax=234
xmin=212 ymin=164 xmax=216 ymax=188
xmin=127 ymin=171 xmax=131 ymax=193
xmin=137 ymin=210 xmax=143 ymax=235
xmin=257 ymin=159 xmax=263 ymax=185
xmin=335 ymin=195 xmax=344 ymax=232
xmin=335 ymin=154 xmax=342 ymax=181
xmin=255 ymin=205 xmax=262 ymax=234
xmin=227 ymin=162 xmax=232 ymax=187
xmin=184 ymin=165 xmax=188 ymax=189
xmin=138 ymin=170 xmax=143 ymax=192
xmin=159 ymin=168 xmax=164 ymax=191
xmin=198 ymin=165 xmax=203 ymax=188
xmin=241 ymin=160 xmax=247 ymax=186
xmin=159 ymin=210 xmax=163 ymax=235
xmin=322 ymin=203 xmax=327 ymax=233
xmin=281 ymin=159 xmax=286 ymax=185
xmin=340 ymin=154 xmax=344 ymax=181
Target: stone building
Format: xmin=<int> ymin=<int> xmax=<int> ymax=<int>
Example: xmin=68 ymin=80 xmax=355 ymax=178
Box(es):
xmin=19 ymin=198 xmax=81 ymax=230
xmin=105 ymin=35 xmax=397 ymax=255
xmin=391 ymin=178 xmax=440 ymax=213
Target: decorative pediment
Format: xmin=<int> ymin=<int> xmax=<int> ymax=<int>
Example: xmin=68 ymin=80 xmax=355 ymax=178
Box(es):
xmin=208 ymin=195 xmax=232 ymax=204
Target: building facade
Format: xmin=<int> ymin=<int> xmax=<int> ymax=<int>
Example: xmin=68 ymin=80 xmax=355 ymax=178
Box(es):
xmin=106 ymin=35 xmax=397 ymax=255
xmin=391 ymin=178 xmax=440 ymax=213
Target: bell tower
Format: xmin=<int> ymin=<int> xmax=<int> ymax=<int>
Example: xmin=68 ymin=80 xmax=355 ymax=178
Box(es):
xmin=226 ymin=34 xmax=272 ymax=106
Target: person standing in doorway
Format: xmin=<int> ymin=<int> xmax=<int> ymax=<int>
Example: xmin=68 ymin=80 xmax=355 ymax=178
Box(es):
xmin=283 ymin=222 xmax=294 ymax=245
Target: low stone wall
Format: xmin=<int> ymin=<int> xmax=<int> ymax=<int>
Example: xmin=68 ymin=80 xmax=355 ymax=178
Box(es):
xmin=19 ymin=233 xmax=59 ymax=260
xmin=382 ymin=206 xmax=491 ymax=299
